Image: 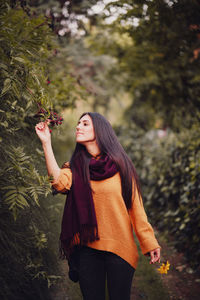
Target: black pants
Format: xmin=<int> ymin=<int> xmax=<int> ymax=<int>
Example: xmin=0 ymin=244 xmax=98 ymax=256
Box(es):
xmin=79 ymin=246 xmax=135 ymax=300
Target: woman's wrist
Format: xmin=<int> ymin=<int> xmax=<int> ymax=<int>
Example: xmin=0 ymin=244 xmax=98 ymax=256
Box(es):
xmin=42 ymin=139 xmax=52 ymax=148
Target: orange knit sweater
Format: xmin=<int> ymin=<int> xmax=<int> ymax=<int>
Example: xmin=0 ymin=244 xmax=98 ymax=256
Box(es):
xmin=52 ymin=164 xmax=160 ymax=269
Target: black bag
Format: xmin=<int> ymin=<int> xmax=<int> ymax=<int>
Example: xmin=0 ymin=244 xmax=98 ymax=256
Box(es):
xmin=68 ymin=246 xmax=80 ymax=283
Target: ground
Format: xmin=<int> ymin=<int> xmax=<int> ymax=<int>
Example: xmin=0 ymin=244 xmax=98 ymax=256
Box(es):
xmin=50 ymin=235 xmax=200 ymax=300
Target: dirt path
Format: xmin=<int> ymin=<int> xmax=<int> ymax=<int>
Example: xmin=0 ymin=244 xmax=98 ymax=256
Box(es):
xmin=50 ymin=237 xmax=200 ymax=300
xmin=156 ymin=237 xmax=200 ymax=300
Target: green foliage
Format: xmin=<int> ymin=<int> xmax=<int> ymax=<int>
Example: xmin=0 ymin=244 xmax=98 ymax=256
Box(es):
xmin=1 ymin=146 xmax=51 ymax=220
xmin=0 ymin=1 xmax=80 ymax=298
xmin=64 ymin=38 xmax=119 ymax=111
xmin=87 ymin=0 xmax=200 ymax=130
xmin=118 ymin=122 xmax=200 ymax=270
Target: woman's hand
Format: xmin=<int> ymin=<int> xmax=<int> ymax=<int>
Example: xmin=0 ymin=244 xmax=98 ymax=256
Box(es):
xmin=35 ymin=121 xmax=51 ymax=144
xmin=149 ymin=248 xmax=161 ymax=264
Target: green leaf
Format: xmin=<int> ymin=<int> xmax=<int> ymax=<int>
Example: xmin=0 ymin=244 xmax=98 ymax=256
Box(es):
xmin=4 ymin=193 xmax=18 ymax=202
xmin=0 ymin=63 xmax=8 ymax=70
xmin=12 ymin=82 xmax=21 ymax=99
xmin=1 ymin=78 xmax=11 ymax=96
xmin=12 ymin=56 xmax=26 ymax=64
xmin=1 ymin=185 xmax=17 ymax=190
xmin=17 ymin=194 xmax=29 ymax=207
xmin=1 ymin=120 xmax=8 ymax=128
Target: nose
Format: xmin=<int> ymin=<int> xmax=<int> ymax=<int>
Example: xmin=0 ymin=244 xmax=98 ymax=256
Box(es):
xmin=76 ymin=123 xmax=81 ymax=131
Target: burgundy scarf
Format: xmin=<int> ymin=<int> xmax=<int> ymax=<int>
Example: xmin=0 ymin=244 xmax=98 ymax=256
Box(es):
xmin=59 ymin=154 xmax=118 ymax=259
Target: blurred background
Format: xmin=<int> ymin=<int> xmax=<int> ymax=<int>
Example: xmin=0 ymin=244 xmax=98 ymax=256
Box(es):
xmin=0 ymin=0 xmax=199 ymax=299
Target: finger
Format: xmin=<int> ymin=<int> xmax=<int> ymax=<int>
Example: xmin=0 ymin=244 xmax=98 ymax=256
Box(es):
xmin=35 ymin=123 xmax=47 ymax=132
xmin=157 ymin=249 xmax=161 ymax=263
xmin=150 ymin=248 xmax=160 ymax=264
xmin=35 ymin=125 xmax=43 ymax=131
xmin=36 ymin=122 xmax=43 ymax=126
xmin=154 ymin=249 xmax=161 ymax=263
xmin=35 ymin=124 xmax=41 ymax=131
xmin=150 ymin=251 xmax=154 ymax=264
xmin=45 ymin=119 xmax=50 ymax=125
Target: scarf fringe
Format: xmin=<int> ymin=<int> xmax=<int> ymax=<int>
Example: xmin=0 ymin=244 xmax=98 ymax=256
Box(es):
xmin=59 ymin=225 xmax=99 ymax=260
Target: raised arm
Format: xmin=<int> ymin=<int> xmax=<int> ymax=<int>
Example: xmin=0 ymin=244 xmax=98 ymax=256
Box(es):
xmin=35 ymin=121 xmax=61 ymax=183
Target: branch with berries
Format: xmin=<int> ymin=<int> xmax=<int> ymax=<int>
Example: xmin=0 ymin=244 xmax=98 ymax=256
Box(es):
xmin=35 ymin=103 xmax=63 ymax=133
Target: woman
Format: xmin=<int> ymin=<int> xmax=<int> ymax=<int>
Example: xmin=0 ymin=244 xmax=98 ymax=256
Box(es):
xmin=35 ymin=112 xmax=161 ymax=300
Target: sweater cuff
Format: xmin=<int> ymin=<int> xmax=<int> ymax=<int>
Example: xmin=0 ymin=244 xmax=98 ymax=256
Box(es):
xmin=139 ymin=237 xmax=161 ymax=255
xmin=51 ymin=168 xmax=72 ymax=193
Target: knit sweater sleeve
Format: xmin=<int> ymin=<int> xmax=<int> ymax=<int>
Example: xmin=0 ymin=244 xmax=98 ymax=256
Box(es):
xmin=129 ymin=186 xmax=161 ymax=255
xmin=51 ymin=162 xmax=72 ymax=193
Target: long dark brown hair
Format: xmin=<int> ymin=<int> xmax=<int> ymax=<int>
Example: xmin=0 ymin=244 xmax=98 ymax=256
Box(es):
xmin=70 ymin=112 xmax=141 ymax=210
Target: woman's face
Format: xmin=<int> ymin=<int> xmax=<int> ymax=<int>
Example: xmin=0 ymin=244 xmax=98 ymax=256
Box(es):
xmin=76 ymin=114 xmax=96 ymax=144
